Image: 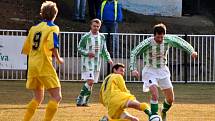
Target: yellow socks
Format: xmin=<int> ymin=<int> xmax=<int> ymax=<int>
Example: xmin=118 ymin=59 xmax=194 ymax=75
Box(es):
xmin=140 ymin=103 xmax=151 ymax=117
xmin=140 ymin=102 xmax=150 ymax=111
xmin=23 ymin=99 xmax=39 ymax=121
xmin=43 ymin=100 xmax=59 ymax=121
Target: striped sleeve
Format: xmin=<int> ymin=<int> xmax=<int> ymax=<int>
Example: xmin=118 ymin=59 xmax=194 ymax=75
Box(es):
xmin=77 ymin=33 xmax=90 ymax=56
xmin=129 ymin=37 xmax=151 ymax=71
xmin=165 ymin=35 xmax=195 ymax=54
xmin=100 ymin=34 xmax=111 ymax=61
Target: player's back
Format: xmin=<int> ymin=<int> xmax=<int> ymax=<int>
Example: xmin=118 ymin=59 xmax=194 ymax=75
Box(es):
xmin=100 ymin=74 xmax=129 ymax=105
xmin=22 ymin=20 xmax=59 ymax=77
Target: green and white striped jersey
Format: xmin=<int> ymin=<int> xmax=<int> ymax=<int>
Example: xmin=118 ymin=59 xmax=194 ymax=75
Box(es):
xmin=129 ymin=35 xmax=195 ymax=70
xmin=78 ymin=31 xmax=112 ymax=72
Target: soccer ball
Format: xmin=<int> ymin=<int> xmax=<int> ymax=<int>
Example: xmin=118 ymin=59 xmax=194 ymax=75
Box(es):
xmin=149 ymin=114 xmax=162 ymax=121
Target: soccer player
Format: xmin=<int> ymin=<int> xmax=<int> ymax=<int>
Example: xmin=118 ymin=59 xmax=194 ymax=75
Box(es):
xmin=100 ymin=63 xmax=151 ymax=121
xmin=129 ymin=23 xmax=198 ymax=121
xmin=76 ymin=18 xmax=113 ymax=106
xmin=21 ymin=1 xmax=63 ymax=121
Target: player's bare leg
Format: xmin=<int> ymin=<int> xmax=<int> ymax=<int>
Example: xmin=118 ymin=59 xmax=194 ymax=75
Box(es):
xmin=161 ymin=87 xmax=174 ymax=121
xmin=120 ymin=112 xmax=139 ymax=121
xmin=126 ymin=100 xmax=151 ymax=117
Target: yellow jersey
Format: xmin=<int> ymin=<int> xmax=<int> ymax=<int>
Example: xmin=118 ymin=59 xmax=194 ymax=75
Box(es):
xmin=100 ymin=74 xmax=135 ymax=118
xmin=22 ymin=20 xmax=59 ymax=78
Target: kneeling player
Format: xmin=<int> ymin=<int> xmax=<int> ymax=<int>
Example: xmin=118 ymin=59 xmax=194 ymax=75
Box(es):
xmin=100 ymin=63 xmax=151 ymax=121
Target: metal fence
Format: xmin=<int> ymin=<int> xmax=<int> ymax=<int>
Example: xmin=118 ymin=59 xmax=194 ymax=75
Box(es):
xmin=0 ymin=29 xmax=215 ymax=83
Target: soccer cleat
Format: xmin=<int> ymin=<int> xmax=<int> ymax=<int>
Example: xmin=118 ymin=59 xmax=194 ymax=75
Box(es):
xmin=76 ymin=95 xmax=83 ymax=106
xmin=161 ymin=111 xmax=167 ymax=121
xmin=81 ymin=103 xmax=90 ymax=107
xmin=99 ymin=116 xmax=109 ymax=121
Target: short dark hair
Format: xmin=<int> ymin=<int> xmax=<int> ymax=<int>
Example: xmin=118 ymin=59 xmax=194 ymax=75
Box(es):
xmin=153 ymin=23 xmax=166 ymax=35
xmin=111 ymin=63 xmax=125 ymax=73
xmin=40 ymin=1 xmax=58 ymax=21
xmin=90 ymin=18 xmax=101 ymax=25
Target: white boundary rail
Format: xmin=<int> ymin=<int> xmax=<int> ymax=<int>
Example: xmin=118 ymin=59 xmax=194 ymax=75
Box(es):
xmin=0 ymin=29 xmax=215 ymax=83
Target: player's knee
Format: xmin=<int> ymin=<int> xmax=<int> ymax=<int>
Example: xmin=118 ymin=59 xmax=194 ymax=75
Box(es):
xmin=53 ymin=95 xmax=62 ymax=103
xmin=57 ymin=95 xmax=62 ymax=102
xmin=35 ymin=96 xmax=44 ymax=104
xmin=150 ymin=86 xmax=159 ymax=100
xmin=131 ymin=117 xmax=139 ymax=121
xmin=151 ymin=93 xmax=159 ymax=101
xmin=166 ymin=97 xmax=174 ymax=104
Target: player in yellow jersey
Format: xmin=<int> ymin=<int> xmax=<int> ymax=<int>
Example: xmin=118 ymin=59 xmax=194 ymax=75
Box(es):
xmin=100 ymin=63 xmax=151 ymax=121
xmin=21 ymin=1 xmax=63 ymax=121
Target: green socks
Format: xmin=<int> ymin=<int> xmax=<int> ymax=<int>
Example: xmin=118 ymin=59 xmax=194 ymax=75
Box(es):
xmin=150 ymin=100 xmax=158 ymax=115
xmin=77 ymin=82 xmax=92 ymax=105
xmin=162 ymin=99 xmax=172 ymax=113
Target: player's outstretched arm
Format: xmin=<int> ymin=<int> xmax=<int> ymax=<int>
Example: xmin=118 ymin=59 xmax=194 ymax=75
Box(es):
xmin=165 ymin=35 xmax=195 ymax=54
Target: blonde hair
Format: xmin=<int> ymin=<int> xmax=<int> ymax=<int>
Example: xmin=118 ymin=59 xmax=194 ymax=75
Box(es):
xmin=40 ymin=1 xmax=58 ymax=21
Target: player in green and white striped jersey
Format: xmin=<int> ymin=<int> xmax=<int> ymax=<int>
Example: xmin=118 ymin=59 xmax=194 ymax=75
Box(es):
xmin=76 ymin=19 xmax=113 ymax=106
xmin=129 ymin=23 xmax=198 ymax=121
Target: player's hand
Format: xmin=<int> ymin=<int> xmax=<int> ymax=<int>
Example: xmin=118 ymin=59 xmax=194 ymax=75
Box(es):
xmin=57 ymin=57 xmax=64 ymax=64
xmin=131 ymin=70 xmax=139 ymax=79
xmin=191 ymin=51 xmax=198 ymax=59
xmin=108 ymin=60 xmax=113 ymax=65
xmin=88 ymin=52 xmax=95 ymax=58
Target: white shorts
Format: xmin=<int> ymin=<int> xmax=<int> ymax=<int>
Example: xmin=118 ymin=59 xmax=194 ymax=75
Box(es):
xmin=142 ymin=66 xmax=173 ymax=92
xmin=81 ymin=71 xmax=100 ymax=83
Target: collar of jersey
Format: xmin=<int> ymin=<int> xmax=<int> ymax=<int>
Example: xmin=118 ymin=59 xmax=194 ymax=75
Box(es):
xmin=43 ymin=20 xmax=55 ymax=26
xmin=90 ymin=31 xmax=99 ymax=36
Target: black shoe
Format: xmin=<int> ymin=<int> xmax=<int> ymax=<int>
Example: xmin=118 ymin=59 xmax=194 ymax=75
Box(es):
xmin=76 ymin=103 xmax=82 ymax=107
xmin=82 ymin=103 xmax=90 ymax=107
xmin=99 ymin=116 xmax=109 ymax=121
xmin=76 ymin=95 xmax=83 ymax=106
xmin=76 ymin=103 xmax=90 ymax=107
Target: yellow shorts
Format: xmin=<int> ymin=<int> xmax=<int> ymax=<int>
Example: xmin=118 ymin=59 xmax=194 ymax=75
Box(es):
xmin=108 ymin=92 xmax=136 ymax=119
xmin=26 ymin=76 xmax=61 ymax=90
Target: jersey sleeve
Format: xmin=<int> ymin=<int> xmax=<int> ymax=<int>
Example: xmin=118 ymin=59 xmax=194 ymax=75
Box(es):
xmin=100 ymin=35 xmax=112 ymax=61
xmin=129 ymin=38 xmax=151 ymax=71
xmin=115 ymin=74 xmax=130 ymax=93
xmin=77 ymin=34 xmax=89 ymax=56
xmin=165 ymin=35 xmax=195 ymax=54
xmin=21 ymin=30 xmax=32 ymax=55
xmin=47 ymin=26 xmax=60 ymax=50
